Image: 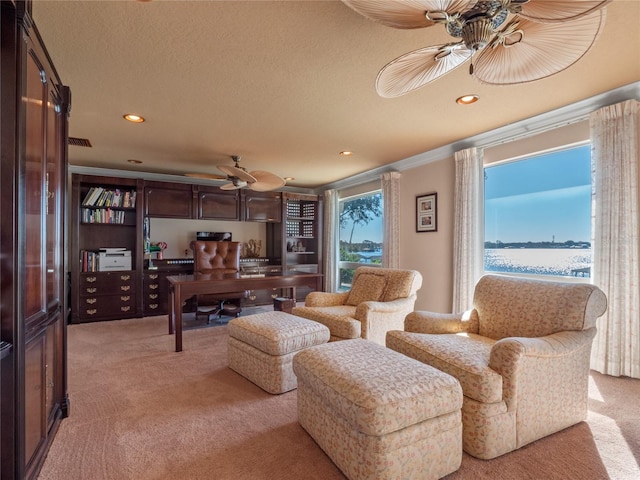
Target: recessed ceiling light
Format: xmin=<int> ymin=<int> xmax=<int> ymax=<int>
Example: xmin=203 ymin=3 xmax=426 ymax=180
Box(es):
xmin=456 ymin=94 xmax=479 ymax=105
xmin=284 ymin=177 xmax=295 ymax=181
xmin=127 ymin=159 xmax=143 ymax=164
xmin=123 ymin=114 xmax=145 ymax=123
xmin=340 ymin=151 xmax=354 ymax=156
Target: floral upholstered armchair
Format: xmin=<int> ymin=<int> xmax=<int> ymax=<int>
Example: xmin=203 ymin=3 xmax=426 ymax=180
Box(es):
xmin=291 ymin=266 xmax=422 ymax=345
xmin=386 ymin=274 xmax=607 ymax=460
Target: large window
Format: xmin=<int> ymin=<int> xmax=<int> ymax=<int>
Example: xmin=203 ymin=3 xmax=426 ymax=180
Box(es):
xmin=338 ymin=191 xmax=383 ymax=289
xmin=484 ymin=144 xmax=592 ymax=278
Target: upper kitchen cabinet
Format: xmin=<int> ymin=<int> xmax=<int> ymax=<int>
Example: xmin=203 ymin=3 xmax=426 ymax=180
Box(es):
xmin=243 ymin=190 xmax=282 ymax=223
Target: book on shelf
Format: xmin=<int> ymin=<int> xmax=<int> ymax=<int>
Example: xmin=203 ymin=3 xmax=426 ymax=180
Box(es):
xmin=80 ymin=249 xmax=99 ymax=272
xmin=81 ymin=207 xmax=127 ymax=224
xmin=81 ymin=187 xmax=137 ymax=208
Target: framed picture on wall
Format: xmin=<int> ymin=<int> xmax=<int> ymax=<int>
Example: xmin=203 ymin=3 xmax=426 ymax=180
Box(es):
xmin=416 ymin=192 xmax=437 ymax=232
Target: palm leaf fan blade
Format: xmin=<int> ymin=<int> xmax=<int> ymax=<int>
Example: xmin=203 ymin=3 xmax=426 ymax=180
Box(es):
xmin=518 ymin=0 xmax=612 ymax=23
xmin=249 ymin=171 xmax=286 ymax=192
xmin=473 ymin=10 xmax=606 ymax=86
xmin=376 ymin=44 xmax=472 ymax=97
xmin=341 ymin=0 xmax=476 ymax=29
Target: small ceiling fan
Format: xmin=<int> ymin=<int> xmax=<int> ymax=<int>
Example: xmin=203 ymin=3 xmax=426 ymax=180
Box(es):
xmin=185 ymin=155 xmax=286 ymax=192
xmin=342 ymin=0 xmax=611 ymax=97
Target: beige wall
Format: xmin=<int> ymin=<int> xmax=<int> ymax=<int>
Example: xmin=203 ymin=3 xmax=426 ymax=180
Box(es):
xmin=398 ymin=157 xmax=455 ymax=312
xmin=395 ymin=120 xmax=590 ymax=313
xmin=149 ymin=218 xmax=266 ymax=259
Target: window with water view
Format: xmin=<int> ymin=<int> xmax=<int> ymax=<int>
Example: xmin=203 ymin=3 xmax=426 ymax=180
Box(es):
xmin=484 ymin=144 xmax=592 ymax=278
xmin=339 ymin=191 xmax=383 ymax=289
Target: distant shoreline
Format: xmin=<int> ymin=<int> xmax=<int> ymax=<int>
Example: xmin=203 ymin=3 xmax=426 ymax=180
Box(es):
xmin=485 ymin=242 xmax=590 ymax=249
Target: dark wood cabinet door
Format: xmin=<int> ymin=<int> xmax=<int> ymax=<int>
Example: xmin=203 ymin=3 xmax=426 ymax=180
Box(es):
xmin=24 ymin=50 xmax=47 ymax=324
xmin=24 ymin=329 xmax=46 ymax=474
xmin=144 ymin=182 xmax=193 ymax=218
xmin=46 ymin=90 xmax=63 ymax=312
xmin=196 ymin=187 xmax=240 ymax=220
xmin=243 ymin=191 xmax=282 ymax=222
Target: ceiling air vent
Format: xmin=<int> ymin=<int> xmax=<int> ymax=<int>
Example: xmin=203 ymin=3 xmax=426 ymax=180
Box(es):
xmin=68 ymin=137 xmax=92 ymax=147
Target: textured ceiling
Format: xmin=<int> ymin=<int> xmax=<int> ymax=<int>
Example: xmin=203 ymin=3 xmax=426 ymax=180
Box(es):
xmin=32 ymin=0 xmax=640 ymax=189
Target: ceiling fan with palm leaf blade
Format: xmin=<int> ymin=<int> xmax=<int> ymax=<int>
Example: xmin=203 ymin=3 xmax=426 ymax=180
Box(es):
xmin=341 ymin=0 xmax=611 ymax=98
xmin=185 ymin=155 xmax=286 ymax=192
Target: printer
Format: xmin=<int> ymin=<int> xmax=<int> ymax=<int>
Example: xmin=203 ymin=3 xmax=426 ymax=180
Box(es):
xmin=98 ymin=249 xmax=132 ymax=271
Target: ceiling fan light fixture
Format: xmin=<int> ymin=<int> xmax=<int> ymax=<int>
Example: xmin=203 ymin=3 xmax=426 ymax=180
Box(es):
xmin=456 ymin=94 xmax=479 ymax=105
xmin=215 ymin=155 xmax=286 ymax=192
xmin=342 ymin=0 xmax=610 ymax=96
xmin=461 ymin=18 xmax=496 ymax=51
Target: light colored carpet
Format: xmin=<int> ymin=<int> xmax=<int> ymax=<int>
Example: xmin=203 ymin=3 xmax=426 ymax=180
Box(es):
xmin=38 ymin=315 xmax=640 ymax=480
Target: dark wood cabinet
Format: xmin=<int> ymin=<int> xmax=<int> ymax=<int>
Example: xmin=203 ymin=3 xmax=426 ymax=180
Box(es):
xmin=1 ymin=3 xmax=70 ymax=478
xmin=71 ymin=175 xmax=144 ymax=323
xmin=268 ymin=192 xmax=322 ymax=300
xmin=144 ymin=181 xmax=193 ymax=218
xmin=144 ymin=181 xmax=284 ymax=223
xmin=196 ymin=186 xmax=240 ymax=220
xmin=143 ymin=271 xmax=168 ymax=316
xmin=142 ymin=260 xmax=195 ymax=316
xmin=77 ymin=272 xmax=137 ymax=321
xmin=243 ymin=190 xmax=282 ymax=222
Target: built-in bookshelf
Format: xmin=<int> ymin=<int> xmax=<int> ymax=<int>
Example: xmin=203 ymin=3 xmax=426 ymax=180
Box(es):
xmin=71 ymin=174 xmax=144 ymax=323
xmin=80 ymin=187 xmax=137 ymax=225
xmin=81 ymin=186 xmax=137 ymax=208
xmin=267 ymin=192 xmax=322 ymax=300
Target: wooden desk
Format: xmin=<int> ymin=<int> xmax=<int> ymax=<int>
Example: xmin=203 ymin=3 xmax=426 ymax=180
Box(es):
xmin=167 ymin=271 xmax=323 ymax=352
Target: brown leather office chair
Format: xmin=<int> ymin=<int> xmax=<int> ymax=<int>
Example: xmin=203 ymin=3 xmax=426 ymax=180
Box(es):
xmin=190 ymin=240 xmax=247 ymax=322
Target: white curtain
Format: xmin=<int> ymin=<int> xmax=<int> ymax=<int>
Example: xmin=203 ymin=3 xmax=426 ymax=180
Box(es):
xmin=452 ymin=147 xmax=485 ymax=312
xmin=322 ymin=189 xmax=339 ymax=292
xmin=381 ymin=171 xmax=401 ymax=268
xmin=590 ymin=99 xmax=640 ymax=379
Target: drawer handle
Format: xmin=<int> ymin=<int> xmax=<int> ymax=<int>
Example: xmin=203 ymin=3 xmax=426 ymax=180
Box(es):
xmin=149 ymin=274 xmax=159 ymax=279
xmin=120 ymin=306 xmax=131 ymax=312
xmin=86 ymin=276 xmax=97 ymax=283
xmin=120 ymin=275 xmax=130 ymax=281
xmin=86 ymin=309 xmax=97 ymax=315
xmin=149 ymin=294 xmax=158 ymax=299
xmin=86 ymin=287 xmax=97 ymax=293
xmin=121 ymin=296 xmax=130 ymax=301
xmin=120 ymin=285 xmax=131 ymax=291
xmin=149 ymin=284 xmax=158 ymax=290
xmin=86 ymin=298 xmax=97 ymax=304
xmin=149 ymin=303 xmax=158 ymax=309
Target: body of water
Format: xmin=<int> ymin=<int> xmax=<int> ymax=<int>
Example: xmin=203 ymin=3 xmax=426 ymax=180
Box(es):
xmin=485 ymin=248 xmax=592 ymax=277
xmin=354 ymin=250 xmax=382 ymax=262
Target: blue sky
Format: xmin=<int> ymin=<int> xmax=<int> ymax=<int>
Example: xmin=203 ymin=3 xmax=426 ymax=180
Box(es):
xmin=340 ymin=195 xmax=384 ymax=244
xmin=485 ymin=145 xmax=592 ymax=243
xmin=342 ymin=217 xmax=383 ymax=244
xmin=340 ymin=144 xmax=592 ymax=245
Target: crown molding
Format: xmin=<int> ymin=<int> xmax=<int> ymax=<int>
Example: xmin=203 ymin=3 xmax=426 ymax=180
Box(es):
xmin=316 ymin=81 xmax=640 ymax=194
xmin=68 ymin=165 xmax=316 ymax=195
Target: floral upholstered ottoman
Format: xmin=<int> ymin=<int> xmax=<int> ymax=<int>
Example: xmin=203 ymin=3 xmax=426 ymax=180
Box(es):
xmin=227 ymin=311 xmax=329 ymax=394
xmin=293 ymin=339 xmax=463 ymax=480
